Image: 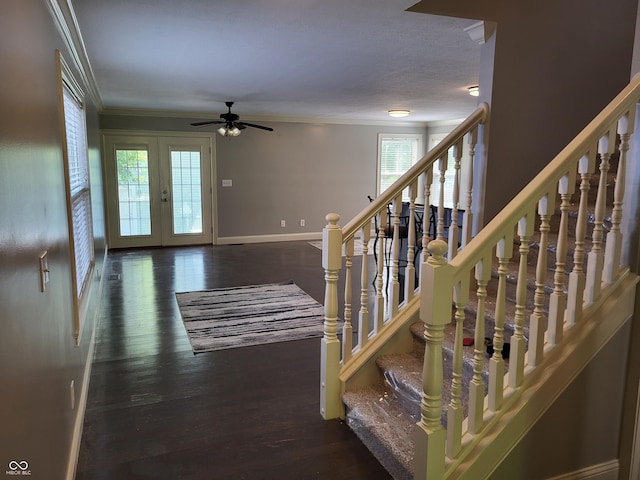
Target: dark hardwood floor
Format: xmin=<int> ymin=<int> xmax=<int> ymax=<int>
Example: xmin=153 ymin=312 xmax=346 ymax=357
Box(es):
xmin=75 ymin=242 xmax=391 ymax=479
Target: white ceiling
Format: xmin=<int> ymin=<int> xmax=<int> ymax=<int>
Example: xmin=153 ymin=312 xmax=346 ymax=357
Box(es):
xmin=71 ymin=0 xmax=481 ymax=123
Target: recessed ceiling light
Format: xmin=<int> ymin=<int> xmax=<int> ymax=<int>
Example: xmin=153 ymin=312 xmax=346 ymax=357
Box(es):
xmin=388 ymin=109 xmax=410 ymax=118
xmin=468 ymin=86 xmax=479 ymax=97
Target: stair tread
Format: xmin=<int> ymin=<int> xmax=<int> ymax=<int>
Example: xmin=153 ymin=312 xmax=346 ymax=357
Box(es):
xmin=410 ymin=299 xmax=521 ymax=355
xmin=344 ymin=385 xmax=415 ymax=479
xmin=377 ymin=353 xmax=423 ymax=416
xmin=343 ymin=187 xmax=611 ymax=478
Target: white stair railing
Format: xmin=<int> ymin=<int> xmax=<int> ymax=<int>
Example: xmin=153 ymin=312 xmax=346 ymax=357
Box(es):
xmin=320 ymin=103 xmax=490 ymax=420
xmin=418 ymin=76 xmax=640 ymax=478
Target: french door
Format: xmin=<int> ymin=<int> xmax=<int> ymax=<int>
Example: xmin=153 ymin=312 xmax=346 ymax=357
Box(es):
xmin=104 ymin=134 xmax=214 ymax=248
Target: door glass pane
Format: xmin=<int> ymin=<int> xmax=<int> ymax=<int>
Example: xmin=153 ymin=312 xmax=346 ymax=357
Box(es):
xmin=171 ymin=150 xmax=203 ymax=234
xmin=116 ymin=149 xmax=151 ymax=236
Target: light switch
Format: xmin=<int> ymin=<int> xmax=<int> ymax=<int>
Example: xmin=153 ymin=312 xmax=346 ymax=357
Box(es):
xmin=222 ymin=179 xmax=232 ymax=187
xmin=39 ymin=251 xmax=49 ymax=292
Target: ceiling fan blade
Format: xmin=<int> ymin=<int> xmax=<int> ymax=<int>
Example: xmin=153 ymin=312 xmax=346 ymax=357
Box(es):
xmin=238 ymin=121 xmax=274 ymax=132
xmin=190 ymin=120 xmax=224 ymax=127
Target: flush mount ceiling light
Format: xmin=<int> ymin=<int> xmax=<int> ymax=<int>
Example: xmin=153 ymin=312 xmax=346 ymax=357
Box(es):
xmin=388 ymin=109 xmax=410 ymax=118
xmin=468 ymin=86 xmax=480 ymax=97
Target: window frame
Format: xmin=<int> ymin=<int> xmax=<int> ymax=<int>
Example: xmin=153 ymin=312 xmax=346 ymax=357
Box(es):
xmin=376 ymin=133 xmax=424 ymax=202
xmin=57 ymin=50 xmax=95 ymax=344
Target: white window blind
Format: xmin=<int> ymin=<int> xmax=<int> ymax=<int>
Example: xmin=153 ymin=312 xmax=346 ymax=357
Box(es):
xmin=71 ymin=193 xmax=92 ymax=296
xmin=62 ymin=71 xmax=93 ymax=299
xmin=377 ymin=134 xmax=423 ymax=201
xmin=63 ymin=87 xmax=89 ymax=198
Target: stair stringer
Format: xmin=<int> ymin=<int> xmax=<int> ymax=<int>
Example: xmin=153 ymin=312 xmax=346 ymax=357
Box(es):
xmin=441 ymin=270 xmax=638 ymax=480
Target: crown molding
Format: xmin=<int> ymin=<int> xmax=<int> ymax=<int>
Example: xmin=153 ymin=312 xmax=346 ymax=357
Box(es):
xmin=99 ymin=107 xmax=431 ymax=127
xmin=463 ymin=20 xmax=497 ymax=46
xmin=44 ymin=0 xmax=103 ymax=110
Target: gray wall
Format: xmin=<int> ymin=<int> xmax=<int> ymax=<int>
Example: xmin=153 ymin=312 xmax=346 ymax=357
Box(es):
xmin=0 ymin=1 xmax=106 ymax=478
xmin=411 ymin=0 xmax=639 ymax=222
xmin=489 ymin=322 xmax=631 ymax=479
xmin=410 ymin=0 xmax=640 ymax=476
xmin=99 ymin=114 xmax=427 ymax=240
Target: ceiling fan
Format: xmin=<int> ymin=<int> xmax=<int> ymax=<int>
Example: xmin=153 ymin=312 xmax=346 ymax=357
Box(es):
xmin=190 ymin=101 xmax=274 ymax=137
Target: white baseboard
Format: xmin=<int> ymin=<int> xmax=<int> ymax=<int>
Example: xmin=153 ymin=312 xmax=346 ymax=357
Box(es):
xmin=217 ymin=232 xmax=322 ymax=244
xmin=66 ymin=326 xmax=97 ymax=480
xmin=546 ymin=460 xmax=619 ymax=480
xmin=65 ymin=247 xmax=106 ymax=480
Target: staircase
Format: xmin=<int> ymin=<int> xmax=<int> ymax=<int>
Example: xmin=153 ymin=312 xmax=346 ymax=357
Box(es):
xmin=320 ymin=78 xmax=640 ymax=479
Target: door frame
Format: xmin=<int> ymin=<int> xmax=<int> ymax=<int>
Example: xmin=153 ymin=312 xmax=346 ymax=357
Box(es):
xmin=101 ymin=130 xmax=217 ymax=248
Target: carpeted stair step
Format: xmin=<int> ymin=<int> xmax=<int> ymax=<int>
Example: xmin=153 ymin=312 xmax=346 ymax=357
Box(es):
xmin=342 ymin=165 xmax=617 ymax=477
xmin=343 ymin=385 xmax=416 ymax=480
xmin=376 ymin=353 xmax=423 ymax=420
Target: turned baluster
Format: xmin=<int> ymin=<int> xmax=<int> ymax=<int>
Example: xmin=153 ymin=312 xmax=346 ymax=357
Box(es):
xmin=529 ymin=195 xmax=553 ymax=365
xmin=389 ymin=195 xmax=402 ymax=317
xmin=437 ymin=153 xmax=448 ymax=241
xmin=509 ymin=214 xmax=533 ymax=389
xmin=405 ymin=181 xmax=418 ymax=301
xmin=421 ymin=167 xmax=434 ymax=266
xmin=489 ymin=235 xmax=513 ymax=411
xmin=461 ymin=128 xmax=477 ymax=248
xmin=342 ymin=236 xmax=354 ymax=362
xmin=586 ymin=130 xmax=616 ymax=304
xmin=415 ymin=239 xmax=451 ymax=479
xmin=548 ymin=174 xmax=574 ymax=346
xmin=448 ymin=140 xmax=463 ymax=259
xmin=358 ymin=224 xmax=372 ymax=351
xmin=567 ymin=152 xmax=595 ymax=325
xmin=321 ymin=213 xmax=342 ymax=419
xmin=604 ymin=114 xmax=633 ymax=284
xmin=469 ymin=255 xmax=491 ymax=434
xmin=447 ymin=276 xmax=469 ymax=459
xmin=373 ymin=207 xmax=386 ymax=335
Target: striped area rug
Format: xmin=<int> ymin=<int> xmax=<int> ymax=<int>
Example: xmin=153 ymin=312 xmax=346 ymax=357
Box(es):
xmin=175 ymin=280 xmax=325 ymax=353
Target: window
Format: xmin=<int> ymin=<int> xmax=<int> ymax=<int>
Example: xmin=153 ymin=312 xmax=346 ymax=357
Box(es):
xmin=428 ymin=132 xmax=470 ymax=210
xmin=377 ymin=133 xmax=424 ymax=201
xmin=58 ymin=51 xmax=94 ymax=341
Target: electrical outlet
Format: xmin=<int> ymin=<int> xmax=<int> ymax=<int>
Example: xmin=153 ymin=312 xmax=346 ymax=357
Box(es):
xmin=280 ymin=220 xmax=286 ymax=228
xmin=300 ymin=219 xmax=305 ymax=227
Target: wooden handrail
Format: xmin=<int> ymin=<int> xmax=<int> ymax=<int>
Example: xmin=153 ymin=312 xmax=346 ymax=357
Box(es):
xmin=447 ymin=75 xmax=640 ymax=277
xmin=342 ymin=102 xmax=490 ymax=242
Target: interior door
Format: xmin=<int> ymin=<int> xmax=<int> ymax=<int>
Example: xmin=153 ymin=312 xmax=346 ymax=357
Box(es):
xmin=104 ymin=134 xmax=213 ymax=248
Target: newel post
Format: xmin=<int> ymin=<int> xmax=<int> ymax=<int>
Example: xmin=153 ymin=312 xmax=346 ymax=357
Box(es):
xmin=415 ymin=239 xmax=453 ymax=479
xmin=320 ymin=213 xmax=342 ymax=420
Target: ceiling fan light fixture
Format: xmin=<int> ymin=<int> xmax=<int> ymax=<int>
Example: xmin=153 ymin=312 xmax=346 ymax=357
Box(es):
xmin=468 ymin=85 xmax=480 ymax=97
xmin=388 ymin=109 xmax=410 ymax=118
xmin=217 ymin=126 xmax=242 ymax=137
xmin=192 ymin=102 xmax=273 ymax=135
